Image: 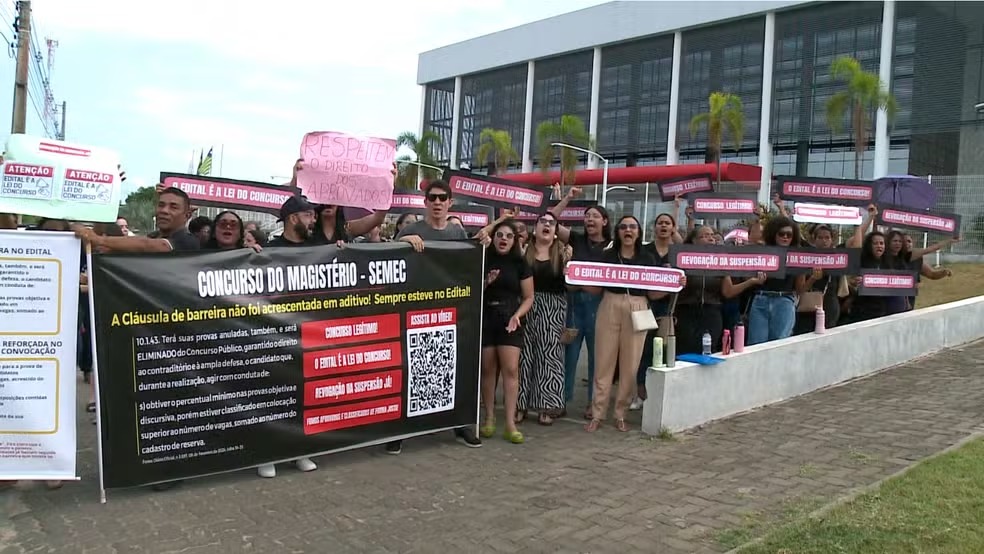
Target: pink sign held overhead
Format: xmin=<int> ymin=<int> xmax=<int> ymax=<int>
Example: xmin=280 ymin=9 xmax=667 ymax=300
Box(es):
xmin=297 ymin=132 xmax=396 ymax=211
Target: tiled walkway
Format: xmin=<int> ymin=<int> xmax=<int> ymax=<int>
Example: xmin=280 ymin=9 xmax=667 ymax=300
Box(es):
xmin=4 ymin=340 xmax=984 ymax=553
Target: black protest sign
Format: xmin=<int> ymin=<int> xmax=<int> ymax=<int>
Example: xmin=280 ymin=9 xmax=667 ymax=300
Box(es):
xmin=669 ymin=244 xmax=787 ymax=277
xmin=443 ymin=170 xmax=549 ymax=213
xmin=449 ymin=204 xmax=494 ymax=231
xmin=160 ymin=173 xmax=299 ymax=216
xmin=857 ymin=269 xmax=918 ymax=297
xmin=689 ymin=193 xmax=758 ymax=219
xmin=657 ymin=174 xmax=714 ymax=201
xmin=776 ymin=175 xmax=874 ymax=207
xmin=501 ymin=200 xmax=598 ymax=229
xmin=90 ymin=242 xmax=483 ymax=489
xmin=785 ymin=248 xmax=861 ymax=276
xmin=875 ymin=205 xmax=961 ymax=238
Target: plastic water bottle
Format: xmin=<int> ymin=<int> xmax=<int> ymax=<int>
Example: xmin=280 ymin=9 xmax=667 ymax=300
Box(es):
xmin=722 ymin=329 xmax=732 ymax=355
xmin=652 ymin=336 xmax=665 ymax=368
xmin=815 ymin=306 xmax=826 ymax=334
xmin=666 ymin=335 xmax=676 ymax=368
xmin=701 ymin=331 xmax=712 ymax=355
xmin=734 ymin=324 xmax=745 ymax=353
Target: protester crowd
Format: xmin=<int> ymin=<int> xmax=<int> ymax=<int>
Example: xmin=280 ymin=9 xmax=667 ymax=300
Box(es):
xmin=0 ymin=158 xmax=957 ymax=492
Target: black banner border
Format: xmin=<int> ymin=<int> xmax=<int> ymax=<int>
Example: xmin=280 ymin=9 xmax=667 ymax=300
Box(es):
xmin=159 ymin=172 xmax=300 ymax=216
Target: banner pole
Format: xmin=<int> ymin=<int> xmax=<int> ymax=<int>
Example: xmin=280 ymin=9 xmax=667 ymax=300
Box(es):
xmin=476 ymin=242 xmax=486 ymax=431
xmin=86 ymin=246 xmax=108 ymax=504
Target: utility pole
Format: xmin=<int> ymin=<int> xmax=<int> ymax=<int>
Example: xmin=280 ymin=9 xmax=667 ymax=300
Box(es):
xmin=10 ymin=1 xmax=31 ymax=134
xmin=58 ymin=101 xmax=65 ymax=140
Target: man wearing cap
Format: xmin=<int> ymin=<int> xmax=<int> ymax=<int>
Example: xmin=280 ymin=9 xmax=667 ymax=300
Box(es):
xmin=268 ymin=196 xmax=317 ymax=247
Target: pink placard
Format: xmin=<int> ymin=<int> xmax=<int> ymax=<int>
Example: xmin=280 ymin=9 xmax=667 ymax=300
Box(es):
xmin=297 ymin=132 xmax=396 ymax=210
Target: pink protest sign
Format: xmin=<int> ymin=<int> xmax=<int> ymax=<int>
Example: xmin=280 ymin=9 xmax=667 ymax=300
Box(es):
xmin=297 ymin=132 xmax=396 ymax=211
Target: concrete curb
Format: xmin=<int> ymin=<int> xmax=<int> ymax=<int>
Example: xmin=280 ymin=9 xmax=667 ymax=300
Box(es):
xmin=724 ymin=428 xmax=984 ymax=554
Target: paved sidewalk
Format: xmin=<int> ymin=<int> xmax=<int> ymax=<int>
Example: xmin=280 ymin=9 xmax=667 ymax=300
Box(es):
xmin=4 ymin=340 xmax=984 ymax=554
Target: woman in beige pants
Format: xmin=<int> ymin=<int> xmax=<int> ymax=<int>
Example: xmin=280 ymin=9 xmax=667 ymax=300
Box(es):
xmin=583 ymin=215 xmax=668 ymax=433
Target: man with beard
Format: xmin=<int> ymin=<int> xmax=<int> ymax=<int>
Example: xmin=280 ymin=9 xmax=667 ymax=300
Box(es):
xmin=73 ymin=187 xmax=199 ymax=253
xmin=268 ymin=196 xmax=316 ymax=246
xmin=387 ymin=179 xmax=483 ymax=454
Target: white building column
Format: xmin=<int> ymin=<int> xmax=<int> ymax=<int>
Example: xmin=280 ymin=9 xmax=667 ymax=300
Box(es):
xmin=450 ymin=76 xmax=463 ymax=169
xmin=588 ymin=46 xmax=602 ymax=169
xmin=666 ymin=31 xmax=683 ymax=165
xmin=522 ymin=60 xmax=536 ymax=173
xmin=418 ymin=85 xmax=427 ymax=138
xmin=873 ymin=0 xmax=895 ymax=179
xmin=758 ymin=12 xmax=776 ymax=204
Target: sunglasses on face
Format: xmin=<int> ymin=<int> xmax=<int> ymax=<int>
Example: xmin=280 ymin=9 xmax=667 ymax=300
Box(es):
xmin=618 ymin=223 xmax=639 ymax=231
xmin=426 ymin=193 xmax=449 ymax=202
xmin=217 ymin=219 xmax=240 ymax=229
xmin=494 ymin=231 xmax=514 ymax=240
xmin=537 ymin=217 xmax=556 ymax=227
xmin=777 ymin=230 xmax=794 ymax=238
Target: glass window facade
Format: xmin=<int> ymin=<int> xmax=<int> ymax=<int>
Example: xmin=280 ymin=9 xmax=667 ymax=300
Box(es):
xmin=531 ymin=51 xmax=593 ymax=164
xmin=597 ymin=36 xmax=674 ymax=164
xmin=422 ymin=79 xmax=455 ymax=165
xmin=457 ymin=65 xmax=528 ymax=170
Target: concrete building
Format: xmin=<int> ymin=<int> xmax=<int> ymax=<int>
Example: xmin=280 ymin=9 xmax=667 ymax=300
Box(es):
xmin=416 ymin=0 xmax=984 ymax=192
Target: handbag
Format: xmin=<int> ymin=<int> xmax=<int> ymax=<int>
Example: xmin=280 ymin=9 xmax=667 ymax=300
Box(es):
xmin=560 ymin=327 xmax=579 ymax=344
xmin=615 ymin=252 xmax=660 ymax=332
xmin=797 ymin=283 xmax=828 ymax=313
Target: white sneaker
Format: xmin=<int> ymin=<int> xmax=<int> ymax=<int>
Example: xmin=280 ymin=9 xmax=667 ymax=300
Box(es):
xmin=295 ymin=457 xmax=317 ymax=472
xmin=257 ymin=464 xmax=276 ymax=478
xmin=629 ymin=397 xmax=644 ymax=411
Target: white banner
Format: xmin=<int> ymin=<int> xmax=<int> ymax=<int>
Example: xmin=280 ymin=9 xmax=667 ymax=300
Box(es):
xmin=0 ymin=230 xmax=79 ymax=480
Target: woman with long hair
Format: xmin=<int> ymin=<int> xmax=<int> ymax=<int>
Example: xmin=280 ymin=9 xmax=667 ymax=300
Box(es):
xmin=479 ymin=220 xmax=534 ymax=444
xmin=290 ymin=159 xmax=389 ymax=244
xmin=792 ymin=224 xmax=843 ymax=334
xmin=745 ymin=216 xmax=810 ymax=345
xmin=900 ymin=233 xmax=954 ymax=310
xmin=244 ymin=227 xmax=267 ymax=249
xmin=205 ymin=211 xmax=246 ymax=250
xmin=584 ymin=215 xmax=663 ymax=433
xmin=674 ymin=225 xmax=728 ymax=354
xmin=395 ymin=213 xmax=418 ymax=235
xmin=517 ymin=212 xmax=569 ymax=425
xmin=550 ymin=199 xmax=613 ymax=419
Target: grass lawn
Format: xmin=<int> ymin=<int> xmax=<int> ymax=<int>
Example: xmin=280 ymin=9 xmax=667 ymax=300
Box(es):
xmin=916 ymin=263 xmax=984 ymax=309
xmin=736 ymin=438 xmax=984 ymax=553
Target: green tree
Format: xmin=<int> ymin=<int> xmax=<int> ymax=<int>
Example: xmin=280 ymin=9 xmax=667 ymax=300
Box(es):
xmin=689 ymin=91 xmax=745 ymax=185
xmin=825 ymin=56 xmax=897 ymax=179
xmin=118 ymin=186 xmax=156 ymax=234
xmin=475 ymin=128 xmax=519 ymax=176
xmin=395 ymin=130 xmax=443 ymax=190
xmin=536 ymin=114 xmax=591 ymax=186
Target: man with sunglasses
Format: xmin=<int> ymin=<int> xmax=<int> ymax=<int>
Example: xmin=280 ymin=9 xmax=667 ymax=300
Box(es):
xmin=388 ymin=180 xmax=482 ymax=453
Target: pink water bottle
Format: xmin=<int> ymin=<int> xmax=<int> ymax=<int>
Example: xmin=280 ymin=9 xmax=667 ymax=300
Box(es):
xmin=815 ymin=306 xmax=826 ymax=334
xmin=734 ymin=324 xmax=745 ymax=353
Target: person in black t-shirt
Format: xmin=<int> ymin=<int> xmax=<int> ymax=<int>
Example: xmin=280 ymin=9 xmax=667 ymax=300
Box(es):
xmin=267 ymin=196 xmax=317 ymax=247
xmin=73 ymin=187 xmax=200 ymax=253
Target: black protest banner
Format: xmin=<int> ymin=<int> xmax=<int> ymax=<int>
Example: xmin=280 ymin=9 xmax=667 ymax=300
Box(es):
xmin=443 ymin=170 xmax=549 ymax=213
xmin=776 ymin=175 xmax=874 ymax=207
xmin=689 ymin=193 xmax=758 ymax=219
xmin=785 ymin=247 xmax=861 ymax=276
xmin=875 ymin=205 xmax=961 ymax=238
xmin=160 ymin=173 xmax=299 ymax=216
xmin=90 ymin=242 xmax=483 ymax=489
xmin=857 ymin=269 xmax=918 ymax=297
xmin=670 ymin=244 xmax=787 ymax=277
xmin=388 ymin=192 xmax=426 ymax=214
xmin=449 ymin=204 xmax=494 ymax=231
xmin=657 ymin=174 xmax=713 ymax=201
xmin=500 ymin=200 xmax=598 ymax=229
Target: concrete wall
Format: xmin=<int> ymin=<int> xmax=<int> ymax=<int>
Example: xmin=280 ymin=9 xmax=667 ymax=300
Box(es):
xmin=642 ymin=296 xmax=984 ymax=434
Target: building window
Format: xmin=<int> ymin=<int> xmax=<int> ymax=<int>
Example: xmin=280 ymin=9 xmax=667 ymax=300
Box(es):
xmin=422 ymin=80 xmax=455 ymax=165
xmin=457 ymin=65 xmax=528 ymax=169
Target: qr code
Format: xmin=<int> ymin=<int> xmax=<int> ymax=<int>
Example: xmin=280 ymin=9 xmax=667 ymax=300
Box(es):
xmin=406 ymin=324 xmax=457 ymax=418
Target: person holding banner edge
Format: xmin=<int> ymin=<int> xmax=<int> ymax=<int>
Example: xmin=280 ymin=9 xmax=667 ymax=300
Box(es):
xmin=387 ymin=179 xmax=488 ymax=453
xmin=745 ymin=215 xmax=811 ymax=346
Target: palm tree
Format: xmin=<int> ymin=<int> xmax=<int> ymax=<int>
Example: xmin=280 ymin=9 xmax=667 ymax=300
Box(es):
xmin=395 ymin=130 xmax=443 ymax=190
xmin=475 ymin=128 xmax=519 ymax=176
xmin=689 ymin=91 xmax=745 ymax=185
xmin=536 ymin=115 xmax=591 ymax=186
xmin=825 ymin=56 xmax=897 ymax=179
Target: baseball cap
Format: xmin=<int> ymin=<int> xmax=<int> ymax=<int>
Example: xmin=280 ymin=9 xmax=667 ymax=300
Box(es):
xmin=278 ymin=195 xmax=315 ymax=222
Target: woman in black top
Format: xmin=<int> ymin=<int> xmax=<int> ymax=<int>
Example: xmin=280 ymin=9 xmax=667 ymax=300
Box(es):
xmin=675 ymin=226 xmax=727 ymax=354
xmin=205 ymin=211 xmax=246 ymax=250
xmin=516 ymin=212 xmax=569 ymax=426
xmin=792 ymin=224 xmax=842 ymax=334
xmin=480 ymin=220 xmax=534 ymax=444
xmin=583 ymin=216 xmax=662 ymax=433
xmin=745 ymin=216 xmax=810 ymax=345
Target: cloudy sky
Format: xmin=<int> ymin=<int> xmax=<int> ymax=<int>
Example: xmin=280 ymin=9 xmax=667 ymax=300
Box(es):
xmin=0 ymin=0 xmax=607 ymax=195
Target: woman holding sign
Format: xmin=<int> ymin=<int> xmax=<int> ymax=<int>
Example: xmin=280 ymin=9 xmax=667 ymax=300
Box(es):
xmin=584 ymin=216 xmax=667 ymax=433
xmin=746 ymin=216 xmax=810 ymax=346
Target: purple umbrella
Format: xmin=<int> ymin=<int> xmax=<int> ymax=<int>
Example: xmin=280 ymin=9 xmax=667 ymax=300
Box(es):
xmin=873 ymin=175 xmax=938 ymax=210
